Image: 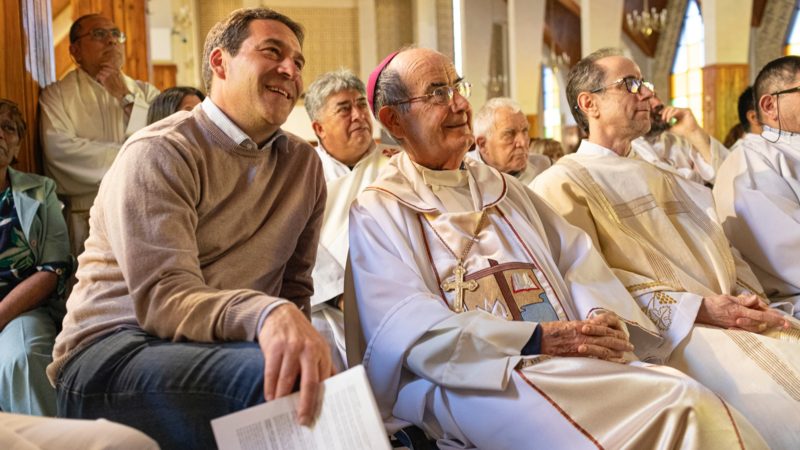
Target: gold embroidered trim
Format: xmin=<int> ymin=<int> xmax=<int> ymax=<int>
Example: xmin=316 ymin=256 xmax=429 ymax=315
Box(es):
xmin=663 ymin=175 xmax=737 ymax=284
xmin=661 ymin=201 xmax=685 ymax=215
xmin=654 ymin=292 xmax=677 ymax=304
xmin=641 ymin=292 xmax=674 ymax=333
xmin=613 ymin=194 xmax=657 ymax=218
xmin=778 ymin=327 xmax=800 ymax=343
xmin=626 ymin=281 xmax=680 ymax=293
xmin=561 ymin=159 xmax=682 ymax=288
xmin=725 ymin=330 xmax=800 ymax=401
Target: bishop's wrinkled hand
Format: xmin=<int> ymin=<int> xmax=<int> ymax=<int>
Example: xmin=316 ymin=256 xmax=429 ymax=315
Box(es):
xmin=540 ymin=313 xmax=634 ymax=363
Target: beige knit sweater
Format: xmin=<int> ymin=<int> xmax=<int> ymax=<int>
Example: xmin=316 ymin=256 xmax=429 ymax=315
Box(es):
xmin=48 ymin=107 xmax=325 ymax=382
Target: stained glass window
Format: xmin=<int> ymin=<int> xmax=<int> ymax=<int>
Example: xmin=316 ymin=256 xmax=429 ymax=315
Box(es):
xmin=670 ymin=0 xmax=704 ymax=126
xmin=542 ymin=65 xmax=562 ymax=140
xmin=785 ymin=6 xmax=800 ymax=55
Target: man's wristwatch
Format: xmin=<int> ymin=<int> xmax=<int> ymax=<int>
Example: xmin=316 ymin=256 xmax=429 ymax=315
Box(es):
xmin=121 ymin=93 xmax=135 ymax=107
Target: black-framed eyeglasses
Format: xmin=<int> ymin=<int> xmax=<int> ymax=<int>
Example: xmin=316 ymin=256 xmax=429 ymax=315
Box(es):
xmin=591 ymin=76 xmax=654 ymax=95
xmin=389 ymin=80 xmax=472 ymax=107
xmin=771 ymin=85 xmax=800 ymax=96
xmin=74 ymin=28 xmax=127 ymax=44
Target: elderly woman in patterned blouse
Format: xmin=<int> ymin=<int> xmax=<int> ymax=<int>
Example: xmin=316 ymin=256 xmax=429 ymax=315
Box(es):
xmin=0 ymin=99 xmax=70 ymax=416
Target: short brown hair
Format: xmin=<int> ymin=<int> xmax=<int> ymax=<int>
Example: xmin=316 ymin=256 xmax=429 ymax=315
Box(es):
xmin=753 ymin=55 xmax=800 ymax=122
xmin=202 ymin=7 xmax=304 ymax=93
xmin=566 ymin=48 xmax=623 ymax=133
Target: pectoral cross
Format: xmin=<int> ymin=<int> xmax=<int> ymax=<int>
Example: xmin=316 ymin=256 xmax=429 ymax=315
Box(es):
xmin=441 ymin=259 xmax=478 ymax=312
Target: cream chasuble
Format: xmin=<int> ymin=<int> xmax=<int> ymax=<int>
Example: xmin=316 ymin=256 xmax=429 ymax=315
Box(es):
xmin=349 ymin=152 xmax=764 ymax=450
xmin=309 ymin=144 xmax=389 ymax=371
xmin=533 ymin=139 xmax=800 ymax=448
xmin=631 ymin=132 xmax=729 ymax=185
xmin=40 ymin=68 xmax=160 ymax=203
xmin=714 ymin=128 xmax=800 ymax=316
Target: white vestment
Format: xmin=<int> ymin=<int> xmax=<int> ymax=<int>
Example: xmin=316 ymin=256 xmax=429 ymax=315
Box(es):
xmin=39 ymin=68 xmax=159 ymax=253
xmin=349 ymin=152 xmax=764 ymax=450
xmin=532 ymin=140 xmax=800 ymax=448
xmin=631 ymin=132 xmax=729 ymax=184
xmin=310 ymin=144 xmax=389 ymax=371
xmin=466 ymin=149 xmax=551 ymax=185
xmin=714 ymin=128 xmax=800 ymax=316
xmin=0 ymin=412 xmax=159 ymax=449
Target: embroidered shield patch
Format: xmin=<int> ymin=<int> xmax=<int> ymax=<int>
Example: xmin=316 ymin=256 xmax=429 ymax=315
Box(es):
xmin=461 ymin=260 xmax=558 ymax=323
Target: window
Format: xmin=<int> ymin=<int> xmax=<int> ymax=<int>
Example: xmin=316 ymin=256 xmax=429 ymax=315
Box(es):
xmin=670 ymin=0 xmax=704 ymax=126
xmin=542 ymin=65 xmax=561 ymax=140
xmin=785 ymin=6 xmax=800 ymax=55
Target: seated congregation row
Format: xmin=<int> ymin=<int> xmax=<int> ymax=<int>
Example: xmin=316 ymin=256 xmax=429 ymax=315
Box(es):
xmin=2 ymin=6 xmax=800 ymax=450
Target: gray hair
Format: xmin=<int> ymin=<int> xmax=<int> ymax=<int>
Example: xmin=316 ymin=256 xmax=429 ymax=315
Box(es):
xmin=373 ymin=68 xmax=411 ymax=142
xmin=473 ymin=97 xmax=523 ymax=139
xmin=304 ymin=69 xmax=366 ymax=121
xmin=566 ymin=47 xmax=623 ymax=133
xmin=202 ymin=7 xmax=304 ymax=93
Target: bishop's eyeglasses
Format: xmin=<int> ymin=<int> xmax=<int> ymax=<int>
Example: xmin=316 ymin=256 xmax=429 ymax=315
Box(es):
xmin=389 ymin=80 xmax=472 ymax=107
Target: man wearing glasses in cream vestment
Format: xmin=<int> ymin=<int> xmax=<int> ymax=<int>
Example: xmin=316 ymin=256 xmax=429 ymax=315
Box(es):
xmin=40 ymin=14 xmax=160 ymax=255
xmin=532 ymin=48 xmax=800 ymax=449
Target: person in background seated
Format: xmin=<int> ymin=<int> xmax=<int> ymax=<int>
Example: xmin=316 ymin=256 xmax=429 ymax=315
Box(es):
xmin=469 ymin=97 xmax=551 ymax=185
xmin=729 ymin=85 xmax=764 ymax=152
xmin=303 ymin=69 xmax=390 ymax=371
xmin=0 ymin=99 xmax=71 ymax=417
xmin=715 ymin=56 xmax=800 ymax=318
xmin=531 ymin=138 xmax=565 ymax=163
xmin=146 ymin=86 xmax=205 ymax=125
xmin=532 ymin=48 xmax=800 ymax=449
xmin=631 ymin=90 xmax=729 ymax=185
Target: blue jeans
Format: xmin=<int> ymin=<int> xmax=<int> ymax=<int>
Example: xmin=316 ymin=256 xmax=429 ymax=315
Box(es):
xmin=56 ymin=328 xmax=265 ymax=449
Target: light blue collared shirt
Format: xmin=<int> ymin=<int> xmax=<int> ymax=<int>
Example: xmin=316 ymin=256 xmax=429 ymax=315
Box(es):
xmin=201 ymin=97 xmax=287 ymax=152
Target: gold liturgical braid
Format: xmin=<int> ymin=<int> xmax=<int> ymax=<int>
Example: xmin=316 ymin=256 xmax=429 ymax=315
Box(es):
xmin=423 ymin=208 xmax=490 ymax=313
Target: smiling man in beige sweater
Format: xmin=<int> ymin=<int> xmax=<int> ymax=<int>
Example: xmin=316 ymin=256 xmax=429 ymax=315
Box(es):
xmin=48 ymin=8 xmax=333 ymax=448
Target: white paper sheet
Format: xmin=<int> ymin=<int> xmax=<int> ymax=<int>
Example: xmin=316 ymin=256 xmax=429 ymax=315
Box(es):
xmin=211 ymin=365 xmax=391 ymax=450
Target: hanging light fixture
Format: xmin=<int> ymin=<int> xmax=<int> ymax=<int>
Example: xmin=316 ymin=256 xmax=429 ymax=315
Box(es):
xmin=626 ymin=0 xmax=667 ymax=37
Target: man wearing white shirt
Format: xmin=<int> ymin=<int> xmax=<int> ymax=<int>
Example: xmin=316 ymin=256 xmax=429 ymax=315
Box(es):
xmin=715 ymin=56 xmax=800 ymax=318
xmin=39 ymin=14 xmax=160 ymax=255
xmin=532 ymin=47 xmax=800 ymax=449
xmin=303 ymin=69 xmax=390 ymax=370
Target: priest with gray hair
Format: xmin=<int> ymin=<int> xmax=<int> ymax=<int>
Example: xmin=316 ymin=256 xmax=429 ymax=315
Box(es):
xmin=303 ymin=69 xmax=391 ymax=371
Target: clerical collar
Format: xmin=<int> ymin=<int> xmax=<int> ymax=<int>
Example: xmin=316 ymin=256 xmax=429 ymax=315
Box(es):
xmin=762 ymin=126 xmax=800 ymax=146
xmin=576 ymin=139 xmax=623 ymax=157
xmin=409 ymin=159 xmax=468 ymax=188
xmin=201 ymin=98 xmax=286 ymax=152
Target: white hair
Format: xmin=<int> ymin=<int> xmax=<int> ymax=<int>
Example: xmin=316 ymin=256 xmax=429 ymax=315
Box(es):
xmin=473 ymin=97 xmax=524 ymax=138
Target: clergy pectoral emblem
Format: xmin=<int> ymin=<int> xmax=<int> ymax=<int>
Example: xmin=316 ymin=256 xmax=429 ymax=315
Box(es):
xmin=444 ymin=260 xmax=559 ymax=323
xmin=441 ymin=260 xmax=478 ymax=313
